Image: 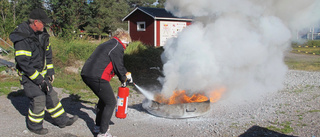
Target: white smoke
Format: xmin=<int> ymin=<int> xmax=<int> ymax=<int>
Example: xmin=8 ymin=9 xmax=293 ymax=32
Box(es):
xmin=158 ymin=0 xmax=320 ymax=103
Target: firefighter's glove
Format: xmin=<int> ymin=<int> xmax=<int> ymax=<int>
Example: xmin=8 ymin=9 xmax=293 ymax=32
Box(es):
xmin=126 ymin=72 xmax=133 ymax=83
xmin=39 ymin=80 xmax=49 ymax=93
xmin=121 ymin=82 xmax=127 ymax=87
xmin=48 ymin=75 xmax=55 ymax=83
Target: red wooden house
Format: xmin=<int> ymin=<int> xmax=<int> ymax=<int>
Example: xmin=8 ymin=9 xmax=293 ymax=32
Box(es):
xmin=122 ymin=7 xmax=193 ymax=47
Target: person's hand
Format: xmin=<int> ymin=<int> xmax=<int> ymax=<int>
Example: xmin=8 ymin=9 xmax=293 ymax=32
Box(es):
xmin=121 ymin=82 xmax=127 ymax=87
xmin=126 ymin=72 xmax=133 ymax=83
xmin=48 ymin=75 xmax=54 ymax=83
xmin=39 ymin=80 xmax=49 ymax=93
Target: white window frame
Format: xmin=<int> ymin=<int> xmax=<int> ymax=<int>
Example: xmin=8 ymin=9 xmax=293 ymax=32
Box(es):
xmin=137 ymin=21 xmax=146 ymax=31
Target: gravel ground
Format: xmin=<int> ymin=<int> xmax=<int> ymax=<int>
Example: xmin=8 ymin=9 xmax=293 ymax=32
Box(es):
xmin=0 ymin=53 xmax=319 ymax=137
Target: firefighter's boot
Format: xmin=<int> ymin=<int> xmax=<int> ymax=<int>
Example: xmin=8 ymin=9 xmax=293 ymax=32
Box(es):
xmin=58 ymin=115 xmax=79 ymax=128
xmin=29 ymin=128 xmax=48 ymax=135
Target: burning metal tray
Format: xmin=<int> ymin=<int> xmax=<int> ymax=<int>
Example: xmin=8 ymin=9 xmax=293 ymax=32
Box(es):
xmin=142 ymin=98 xmax=210 ymax=118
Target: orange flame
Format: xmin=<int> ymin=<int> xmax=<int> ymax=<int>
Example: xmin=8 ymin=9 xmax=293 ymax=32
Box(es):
xmin=209 ymin=87 xmax=225 ymax=103
xmin=154 ymin=88 xmax=226 ymax=105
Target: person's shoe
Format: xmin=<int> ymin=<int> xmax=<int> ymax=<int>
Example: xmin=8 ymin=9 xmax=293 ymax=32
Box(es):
xmin=97 ymin=132 xmax=116 ymax=137
xmin=93 ymin=125 xmax=100 ymax=133
xmin=59 ymin=115 xmax=79 ymax=128
xmin=93 ymin=125 xmax=110 ymax=134
xmin=29 ymin=128 xmax=48 ymax=135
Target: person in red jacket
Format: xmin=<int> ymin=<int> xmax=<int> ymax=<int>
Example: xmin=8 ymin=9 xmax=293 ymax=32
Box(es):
xmin=81 ymin=28 xmax=132 ymax=137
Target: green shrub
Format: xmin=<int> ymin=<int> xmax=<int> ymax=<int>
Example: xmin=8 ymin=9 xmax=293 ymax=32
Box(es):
xmin=125 ymin=41 xmax=148 ymax=55
xmin=123 ymin=41 xmax=164 ymax=87
xmin=124 ymin=41 xmax=163 ymax=74
xmin=307 ymin=40 xmax=320 ymax=46
xmin=50 ymin=37 xmax=102 ymax=67
xmin=292 ymin=40 xmax=320 ymax=47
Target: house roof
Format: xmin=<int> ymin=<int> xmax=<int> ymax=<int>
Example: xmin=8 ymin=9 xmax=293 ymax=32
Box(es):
xmin=122 ymin=7 xmax=193 ymax=21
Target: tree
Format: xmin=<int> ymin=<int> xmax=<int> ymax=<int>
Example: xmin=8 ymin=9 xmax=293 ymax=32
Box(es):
xmin=48 ymin=0 xmax=88 ymax=39
xmin=1 ymin=0 xmax=163 ymax=40
xmin=14 ymin=0 xmax=45 ymax=23
xmin=84 ymin=0 xmax=130 ymax=41
xmin=0 ymin=0 xmax=12 ymax=37
xmin=127 ymin=0 xmax=156 ymax=8
xmin=155 ymin=0 xmax=165 ymax=8
xmin=0 ymin=0 xmax=43 ymax=38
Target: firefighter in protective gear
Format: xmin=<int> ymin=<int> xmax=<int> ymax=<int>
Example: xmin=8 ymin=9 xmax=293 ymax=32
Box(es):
xmin=81 ymin=28 xmax=132 ymax=137
xmin=9 ymin=8 xmax=78 ymax=135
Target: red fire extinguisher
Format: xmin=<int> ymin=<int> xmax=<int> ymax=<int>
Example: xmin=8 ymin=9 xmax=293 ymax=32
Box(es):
xmin=116 ymin=87 xmax=129 ymax=119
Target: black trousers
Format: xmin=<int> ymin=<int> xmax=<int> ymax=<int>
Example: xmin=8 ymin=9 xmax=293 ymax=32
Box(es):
xmin=22 ymin=76 xmax=68 ymax=130
xmin=81 ymin=76 xmax=117 ymax=133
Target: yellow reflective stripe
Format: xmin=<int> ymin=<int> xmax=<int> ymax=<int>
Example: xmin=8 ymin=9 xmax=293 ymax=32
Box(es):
xmin=47 ymin=102 xmax=62 ymax=113
xmin=29 ymin=70 xmax=40 ymax=80
xmin=47 ymin=43 xmax=51 ymax=51
xmin=28 ymin=115 xmax=43 ymax=123
xmin=40 ymin=69 xmax=47 ymax=77
xmin=51 ymin=109 xmax=65 ymax=118
xmin=15 ymin=50 xmax=32 ymax=56
xmin=28 ymin=109 xmax=45 ymax=117
xmin=47 ymin=64 xmax=54 ymax=69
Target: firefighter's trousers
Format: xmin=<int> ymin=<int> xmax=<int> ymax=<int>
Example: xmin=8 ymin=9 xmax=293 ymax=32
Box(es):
xmin=22 ymin=76 xmax=68 ymax=130
xmin=81 ymin=76 xmax=116 ymax=134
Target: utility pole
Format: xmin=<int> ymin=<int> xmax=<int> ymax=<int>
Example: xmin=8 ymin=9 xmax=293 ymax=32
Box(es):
xmin=312 ymin=26 xmax=314 ymax=40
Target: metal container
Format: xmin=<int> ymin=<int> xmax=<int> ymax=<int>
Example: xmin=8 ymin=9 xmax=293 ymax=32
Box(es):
xmin=142 ymin=98 xmax=210 ymax=118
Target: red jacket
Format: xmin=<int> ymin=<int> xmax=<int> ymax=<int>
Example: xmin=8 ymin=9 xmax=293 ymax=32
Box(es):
xmin=81 ymin=37 xmax=127 ymax=82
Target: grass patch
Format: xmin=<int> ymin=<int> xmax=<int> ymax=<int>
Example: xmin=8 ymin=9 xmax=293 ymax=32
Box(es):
xmin=279 ymin=111 xmax=286 ymax=114
xmin=0 ymin=75 xmax=20 ymax=95
xmin=292 ymin=47 xmax=320 ymax=55
xmin=285 ymin=60 xmax=320 ymax=71
xmin=286 ymin=41 xmax=320 ymax=71
xmin=267 ymin=121 xmax=294 ymax=134
xmin=307 ymin=110 xmax=320 ymax=113
xmin=296 ymin=121 xmax=307 ymax=127
xmin=297 ymin=114 xmax=303 ymax=120
xmin=229 ymin=122 xmax=239 ymax=128
xmin=0 ymin=66 xmax=7 ymax=72
xmin=293 ymin=89 xmax=303 ymax=93
xmin=305 ymin=85 xmax=314 ymax=88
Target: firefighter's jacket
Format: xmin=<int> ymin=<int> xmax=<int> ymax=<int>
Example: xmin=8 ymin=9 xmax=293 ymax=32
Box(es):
xmin=9 ymin=21 xmax=54 ymax=85
xmin=81 ymin=37 xmax=127 ymax=83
